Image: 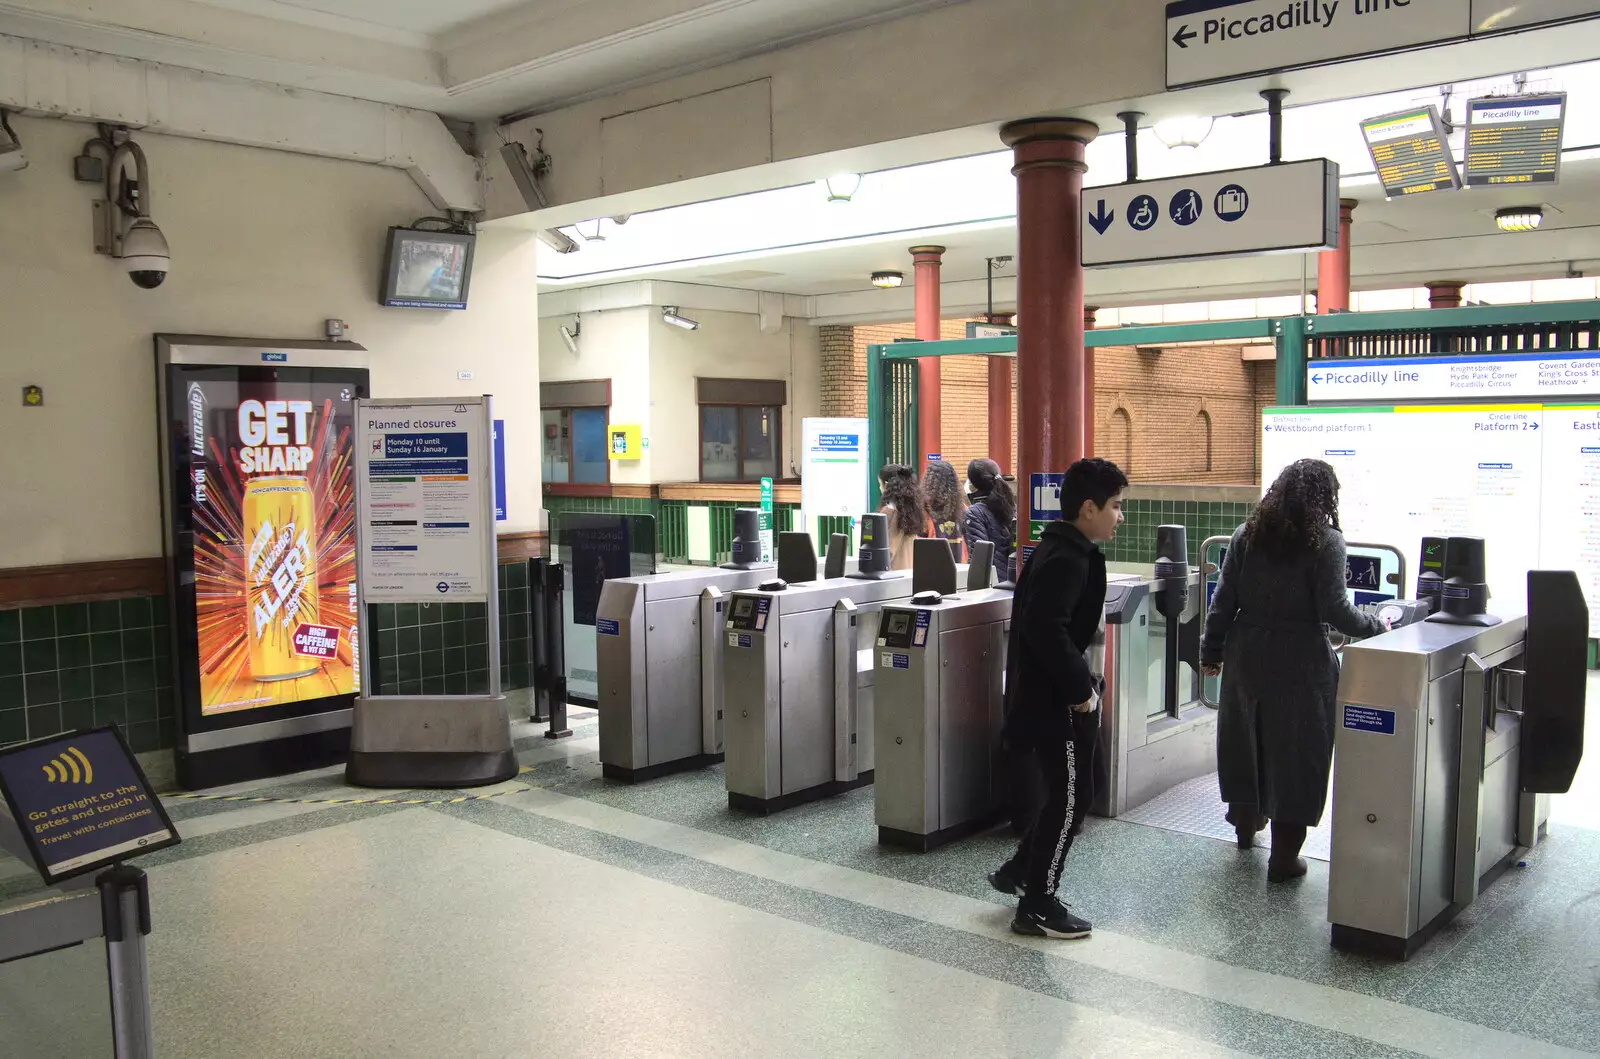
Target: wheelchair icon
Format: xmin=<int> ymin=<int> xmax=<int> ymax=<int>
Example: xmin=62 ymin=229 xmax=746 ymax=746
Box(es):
xmin=1128 ymin=195 xmax=1159 ymax=232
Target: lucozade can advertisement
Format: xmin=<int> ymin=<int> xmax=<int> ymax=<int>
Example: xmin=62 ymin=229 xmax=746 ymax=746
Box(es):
xmin=182 ymin=377 xmax=361 ymax=714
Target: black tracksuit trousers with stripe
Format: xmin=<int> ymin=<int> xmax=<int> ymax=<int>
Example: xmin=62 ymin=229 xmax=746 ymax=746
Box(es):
xmin=1008 ymin=707 xmax=1100 ymax=899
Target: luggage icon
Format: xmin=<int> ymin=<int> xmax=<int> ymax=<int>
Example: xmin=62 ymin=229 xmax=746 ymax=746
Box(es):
xmin=1215 ymin=185 xmax=1249 ymax=221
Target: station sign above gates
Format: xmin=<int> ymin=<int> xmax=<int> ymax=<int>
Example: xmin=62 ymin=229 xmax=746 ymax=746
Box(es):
xmin=1166 ymin=0 xmax=1600 ymax=88
xmin=1081 ymin=159 xmax=1339 ymax=268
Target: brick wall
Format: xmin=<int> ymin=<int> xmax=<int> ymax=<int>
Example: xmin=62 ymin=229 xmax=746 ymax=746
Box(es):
xmin=827 ymin=320 xmax=1272 ymax=486
xmin=819 ymin=324 xmax=859 ymax=417
xmin=1092 ymin=343 xmax=1271 ymax=484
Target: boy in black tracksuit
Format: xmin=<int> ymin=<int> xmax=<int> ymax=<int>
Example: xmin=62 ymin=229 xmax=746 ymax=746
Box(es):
xmin=988 ymin=457 xmax=1128 ymax=939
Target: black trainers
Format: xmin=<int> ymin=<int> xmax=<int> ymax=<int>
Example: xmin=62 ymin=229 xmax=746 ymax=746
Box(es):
xmin=987 ymin=864 xmax=1025 ymax=898
xmin=1011 ymin=897 xmax=1092 ymax=939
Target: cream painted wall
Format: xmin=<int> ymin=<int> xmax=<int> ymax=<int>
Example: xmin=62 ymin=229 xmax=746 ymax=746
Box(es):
xmin=648 ymin=309 xmax=820 ymax=484
xmin=536 ymin=303 xmax=821 ymax=485
xmin=0 ymin=115 xmax=541 ymax=569
xmin=537 ymin=307 xmax=653 ymax=484
xmin=489 ymin=0 xmax=1167 ymax=217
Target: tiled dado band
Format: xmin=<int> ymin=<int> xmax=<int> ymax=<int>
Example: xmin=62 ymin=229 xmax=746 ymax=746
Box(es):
xmin=0 ymin=537 xmax=547 ymax=755
xmin=547 ymin=485 xmax=1258 ymax=570
xmin=1104 ymin=487 xmax=1259 ymax=567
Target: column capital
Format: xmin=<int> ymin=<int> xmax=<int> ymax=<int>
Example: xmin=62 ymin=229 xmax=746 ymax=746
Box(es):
xmin=909 ymin=245 xmax=947 ymax=259
xmin=1001 ymin=118 xmax=1099 ymax=176
xmin=1338 ymin=198 xmax=1359 ymax=220
xmin=1426 ymin=280 xmax=1467 ymax=309
xmin=1000 ymin=117 xmax=1100 ymax=148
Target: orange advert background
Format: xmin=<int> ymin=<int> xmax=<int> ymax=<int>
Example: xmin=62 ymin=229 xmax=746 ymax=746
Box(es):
xmin=188 ymin=382 xmax=360 ymax=714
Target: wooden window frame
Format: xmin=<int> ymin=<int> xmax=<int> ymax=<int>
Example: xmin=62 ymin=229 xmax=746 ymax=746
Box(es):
xmin=541 ymin=379 xmax=613 ymax=486
xmin=698 ymin=404 xmax=783 ymax=484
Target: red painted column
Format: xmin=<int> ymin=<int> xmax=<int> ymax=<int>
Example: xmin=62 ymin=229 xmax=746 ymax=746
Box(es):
xmin=1427 ymin=281 xmax=1466 ymax=309
xmin=1083 ymin=305 xmax=1099 ymax=458
xmin=911 ymin=245 xmax=945 ymax=464
xmin=987 ymin=354 xmax=1013 ymax=474
xmin=1315 ymin=199 xmax=1358 ymax=313
xmin=1000 ymin=117 xmax=1098 ymax=551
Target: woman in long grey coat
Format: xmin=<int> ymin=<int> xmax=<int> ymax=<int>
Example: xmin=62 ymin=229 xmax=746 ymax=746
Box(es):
xmin=1200 ymin=459 xmax=1385 ymax=881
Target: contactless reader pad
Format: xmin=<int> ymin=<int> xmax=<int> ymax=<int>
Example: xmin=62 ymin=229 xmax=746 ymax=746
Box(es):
xmin=1368 ymin=599 xmax=1434 ymax=631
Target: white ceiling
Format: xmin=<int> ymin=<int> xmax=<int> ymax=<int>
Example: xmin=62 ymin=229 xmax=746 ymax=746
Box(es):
xmin=0 ymin=0 xmax=952 ymax=118
xmin=531 ymin=59 xmax=1600 ymax=314
xmin=211 ymin=0 xmax=530 ymax=37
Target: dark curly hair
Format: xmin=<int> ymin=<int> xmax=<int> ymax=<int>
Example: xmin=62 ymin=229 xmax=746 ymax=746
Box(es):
xmin=878 ymin=464 xmax=929 ymax=539
xmin=922 ymin=460 xmax=965 ymax=534
xmin=1245 ymin=459 xmax=1342 ymax=559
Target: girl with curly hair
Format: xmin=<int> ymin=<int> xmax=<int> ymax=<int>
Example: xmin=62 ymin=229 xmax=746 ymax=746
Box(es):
xmin=877 ymin=464 xmax=929 ymax=571
xmin=1200 ymin=459 xmax=1385 ymax=881
xmin=923 ymin=460 xmax=967 ymax=559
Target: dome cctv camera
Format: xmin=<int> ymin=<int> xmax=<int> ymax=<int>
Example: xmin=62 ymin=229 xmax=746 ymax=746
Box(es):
xmin=119 ymin=216 xmax=169 ymax=290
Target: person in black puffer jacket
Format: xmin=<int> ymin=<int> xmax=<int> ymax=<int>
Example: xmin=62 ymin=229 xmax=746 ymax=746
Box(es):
xmin=962 ymin=458 xmax=1017 ymax=581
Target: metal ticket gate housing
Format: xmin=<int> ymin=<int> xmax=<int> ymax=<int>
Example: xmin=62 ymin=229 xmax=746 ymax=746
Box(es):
xmin=874 ymin=589 xmax=1013 ymax=850
xmin=596 ymin=566 xmax=773 ymax=782
xmin=722 ymin=574 xmax=915 ymax=814
xmin=1092 ymin=572 xmax=1218 ymax=817
xmin=1328 ymin=571 xmax=1588 ymax=958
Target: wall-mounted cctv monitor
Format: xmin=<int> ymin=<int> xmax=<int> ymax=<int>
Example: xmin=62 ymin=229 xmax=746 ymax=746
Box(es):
xmin=379 ymin=226 xmax=475 ymax=310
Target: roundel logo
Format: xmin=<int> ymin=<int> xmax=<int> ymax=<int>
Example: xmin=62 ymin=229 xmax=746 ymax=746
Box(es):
xmin=436 ymin=581 xmax=450 ymax=594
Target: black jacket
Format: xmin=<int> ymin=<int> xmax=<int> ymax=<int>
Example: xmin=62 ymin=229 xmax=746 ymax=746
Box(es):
xmin=962 ymin=497 xmax=1015 ymax=580
xmin=1003 ymin=521 xmax=1106 ymax=737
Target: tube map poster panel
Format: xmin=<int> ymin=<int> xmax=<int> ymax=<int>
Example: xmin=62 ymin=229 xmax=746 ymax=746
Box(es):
xmin=184 ymin=377 xmax=360 ymax=714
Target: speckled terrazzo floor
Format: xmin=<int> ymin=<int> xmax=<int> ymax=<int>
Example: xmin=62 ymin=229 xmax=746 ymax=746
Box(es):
xmin=3 ymin=698 xmax=1596 ymax=1059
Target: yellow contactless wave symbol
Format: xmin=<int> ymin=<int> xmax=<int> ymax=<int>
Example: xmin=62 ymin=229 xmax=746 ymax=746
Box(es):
xmin=41 ymin=746 xmax=94 ymax=785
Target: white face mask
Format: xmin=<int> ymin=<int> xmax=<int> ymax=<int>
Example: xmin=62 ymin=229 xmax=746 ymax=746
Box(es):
xmin=964 ymin=481 xmax=976 ymax=496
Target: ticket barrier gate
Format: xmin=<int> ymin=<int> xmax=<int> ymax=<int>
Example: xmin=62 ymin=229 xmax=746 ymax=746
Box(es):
xmin=1328 ymin=570 xmax=1588 ymax=958
xmin=721 ymin=537 xmax=968 ymax=814
xmin=595 ymin=564 xmax=770 ymax=782
xmin=873 ymin=544 xmax=1011 ymax=851
xmin=1091 ymin=570 xmax=1220 ymax=817
xmin=596 ymin=534 xmax=852 ymax=782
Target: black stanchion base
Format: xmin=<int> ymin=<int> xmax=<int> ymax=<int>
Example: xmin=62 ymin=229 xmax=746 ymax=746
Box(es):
xmin=544 ymin=729 xmax=573 ymax=740
xmin=345 ymin=749 xmax=518 ymax=789
xmin=602 ymin=754 xmax=722 ymax=784
xmin=728 ymin=771 xmax=874 ymax=816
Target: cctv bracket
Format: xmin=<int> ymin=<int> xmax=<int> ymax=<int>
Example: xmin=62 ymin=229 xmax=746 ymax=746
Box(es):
xmin=92 ymin=199 xmax=118 ymax=256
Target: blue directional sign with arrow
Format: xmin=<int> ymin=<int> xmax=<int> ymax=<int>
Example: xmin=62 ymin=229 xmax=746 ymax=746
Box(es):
xmin=1082 ymin=158 xmax=1339 ymax=268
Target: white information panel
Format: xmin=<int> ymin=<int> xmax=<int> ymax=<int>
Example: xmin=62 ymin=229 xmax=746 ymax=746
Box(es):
xmin=800 ymin=418 xmax=869 ymax=551
xmin=1538 ymin=404 xmax=1600 ymax=636
xmin=1083 ymin=160 xmax=1338 ymax=268
xmin=1166 ymin=0 xmax=1466 ymax=89
xmin=1308 ymin=351 xmax=1600 ymax=404
xmin=355 ymin=397 xmax=496 ymax=603
xmin=1262 ymin=404 xmax=1545 ymax=613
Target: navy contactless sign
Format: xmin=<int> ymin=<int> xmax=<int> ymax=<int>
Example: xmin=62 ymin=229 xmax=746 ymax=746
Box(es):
xmin=0 ymin=726 xmax=180 ymax=883
xmin=596 ymin=618 xmax=620 ymax=637
xmin=1342 ymin=704 xmax=1397 ymax=735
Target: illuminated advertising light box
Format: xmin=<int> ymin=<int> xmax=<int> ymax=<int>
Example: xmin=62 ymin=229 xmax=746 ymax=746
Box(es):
xmin=155 ymin=336 xmax=371 ymax=788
